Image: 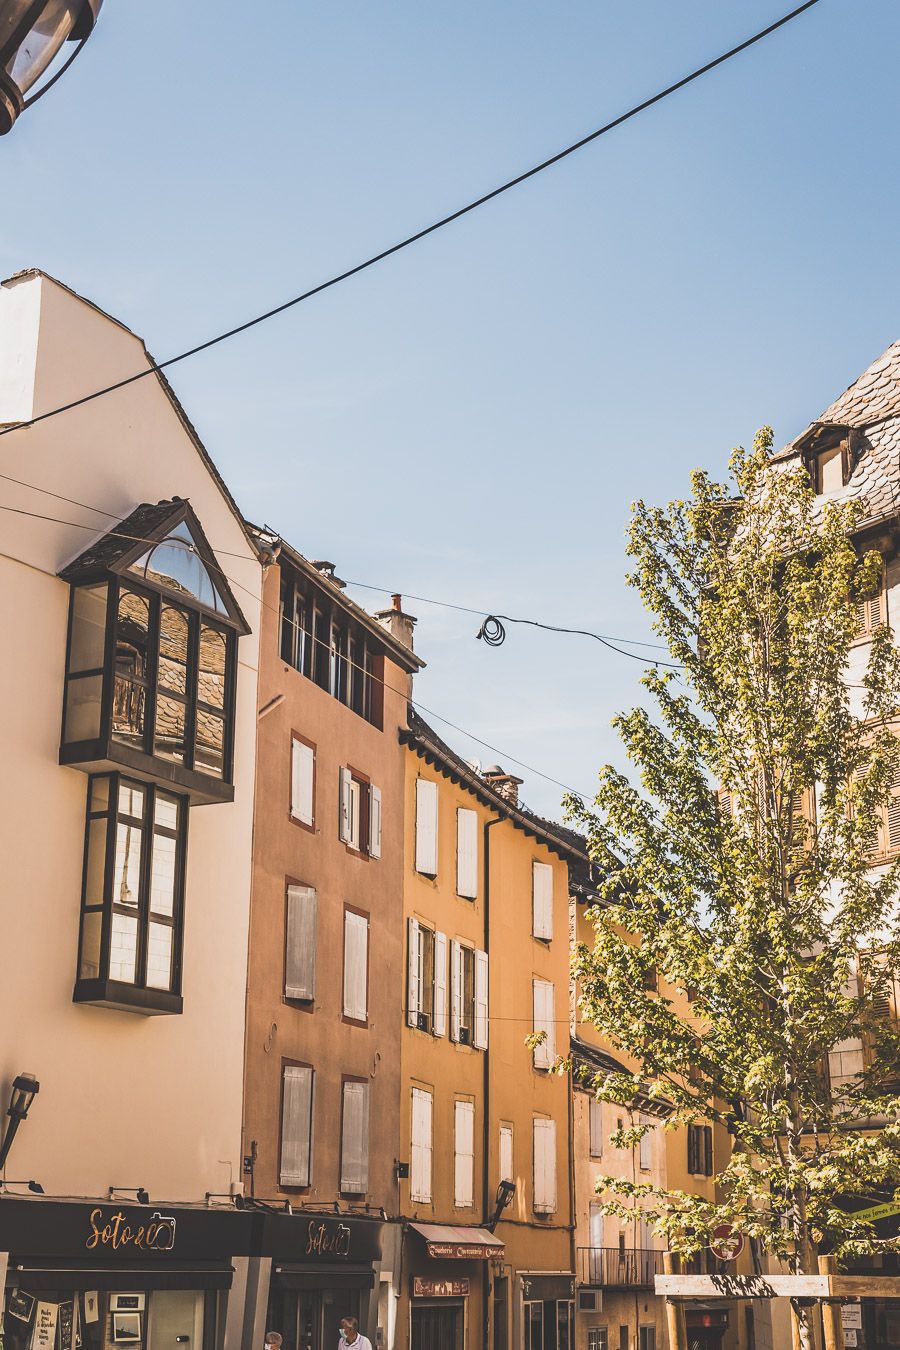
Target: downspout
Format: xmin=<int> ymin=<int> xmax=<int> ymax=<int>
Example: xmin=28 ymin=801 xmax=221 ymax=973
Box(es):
xmin=483 ymin=816 xmax=504 ymax=1350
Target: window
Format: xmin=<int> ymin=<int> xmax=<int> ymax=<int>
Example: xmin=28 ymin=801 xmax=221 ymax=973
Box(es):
xmin=279 ymin=564 xmax=385 ymax=728
xmin=285 ymin=884 xmax=316 ymax=1001
xmin=857 ymin=755 xmax=900 ymax=859
xmin=290 ymin=736 xmax=315 ymax=827
xmin=687 ymin=1123 xmax=713 ymax=1176
xmin=639 ymin=1114 xmax=653 ymax=1172
xmin=339 ymin=767 xmax=381 ymax=857
xmin=454 ymin=1099 xmax=475 ymax=1207
xmin=532 ymin=861 xmax=554 ymax=940
xmin=533 ymin=1117 xmax=557 ymax=1214
xmin=343 ymin=908 xmax=369 ymax=1024
xmin=416 ymin=778 xmax=438 ymax=876
xmin=638 ymin=1329 xmax=656 ymax=1350
xmin=340 ymin=1078 xmax=369 ymax=1194
xmin=499 ymin=1123 xmax=514 ymax=1184
xmin=589 ymin=1098 xmax=603 ymax=1158
xmin=854 ymin=567 xmax=886 ymax=638
xmin=75 ymin=774 xmax=187 ymax=1014
xmin=456 ymin=807 xmax=478 ymax=898
xmin=815 ymin=443 xmax=846 ymax=495
xmin=280 ymin=1062 xmax=314 ymax=1188
xmin=589 ymin=1201 xmax=604 ymax=1250
xmin=451 ymin=942 xmax=488 ymax=1049
xmin=411 ymin=1086 xmax=433 ymax=1203
xmin=587 ymin=1331 xmax=608 ymax=1350
xmin=532 ymin=979 xmax=556 ymax=1069
xmin=407 ymin=920 xmax=448 ymax=1036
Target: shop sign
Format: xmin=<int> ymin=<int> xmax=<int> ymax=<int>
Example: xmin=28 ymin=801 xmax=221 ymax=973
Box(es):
xmin=841 ymin=1302 xmax=863 ymax=1331
xmin=85 ymin=1209 xmax=177 ymax=1254
xmin=0 ymin=1196 xmax=254 ymax=1260
xmin=413 ymin=1279 xmax=470 ymax=1298
xmin=425 ymin=1243 xmax=501 ymax=1261
xmin=844 ymin=1333 xmax=857 ymax=1348
xmin=263 ymin=1211 xmax=383 ymax=1264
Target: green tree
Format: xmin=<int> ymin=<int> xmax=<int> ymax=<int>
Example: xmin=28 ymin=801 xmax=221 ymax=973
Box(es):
xmin=568 ymin=430 xmax=900 ymax=1348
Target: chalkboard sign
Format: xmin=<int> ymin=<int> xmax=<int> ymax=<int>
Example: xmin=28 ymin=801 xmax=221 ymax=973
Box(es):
xmin=57 ymin=1303 xmax=73 ymax=1350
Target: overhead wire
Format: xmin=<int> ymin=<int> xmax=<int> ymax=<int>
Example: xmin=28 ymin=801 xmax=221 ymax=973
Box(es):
xmin=0 ymin=0 xmax=822 ymax=443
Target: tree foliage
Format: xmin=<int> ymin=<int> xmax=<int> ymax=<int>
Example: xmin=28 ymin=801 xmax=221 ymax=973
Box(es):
xmin=567 ymin=431 xmax=900 ymax=1306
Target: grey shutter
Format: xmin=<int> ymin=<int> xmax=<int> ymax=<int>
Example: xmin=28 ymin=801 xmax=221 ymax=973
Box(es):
xmin=456 ymin=808 xmax=478 ymax=898
xmin=415 ymin=778 xmax=438 ymax=876
xmin=340 ymin=1080 xmax=369 ymax=1193
xmin=499 ymin=1124 xmax=513 ymax=1183
xmin=407 ymin=918 xmax=421 ymax=1027
xmin=473 ymin=949 xmax=489 ymax=1050
xmin=589 ymin=1098 xmax=603 ymax=1158
xmin=280 ymin=1065 xmax=313 ymax=1187
xmin=433 ymin=931 xmax=448 ymax=1037
xmin=368 ymin=785 xmax=382 ymax=858
xmin=343 ymin=911 xmax=368 ymax=1022
xmin=285 ymin=885 xmax=316 ymax=1000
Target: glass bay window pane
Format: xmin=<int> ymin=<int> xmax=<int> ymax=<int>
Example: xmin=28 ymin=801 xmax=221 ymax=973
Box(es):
xmin=64 ymin=673 xmax=102 ymax=742
xmin=155 ymin=695 xmax=186 ymax=763
xmin=109 ymin=911 xmax=138 ymax=983
xmin=113 ymin=819 xmax=142 ymax=907
xmin=79 ymin=910 xmax=102 ymax=979
xmin=84 ymin=817 xmax=108 ymax=905
xmin=68 ymin=585 xmax=108 ymax=673
xmin=150 ymin=830 xmax=176 ymax=917
xmin=146 ymin=922 xmax=174 ymax=990
xmin=159 ymin=606 xmax=189 ymax=694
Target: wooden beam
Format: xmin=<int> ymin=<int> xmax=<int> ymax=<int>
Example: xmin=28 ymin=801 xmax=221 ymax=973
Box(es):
xmin=656 ymin=1274 xmax=900 ymax=1300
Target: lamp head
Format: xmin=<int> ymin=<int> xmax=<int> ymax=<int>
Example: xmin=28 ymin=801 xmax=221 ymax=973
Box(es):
xmin=495 ymin=1179 xmax=516 ymax=1210
xmin=8 ymin=1073 xmax=39 ymax=1121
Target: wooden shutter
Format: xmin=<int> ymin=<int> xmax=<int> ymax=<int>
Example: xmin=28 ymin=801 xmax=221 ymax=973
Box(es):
xmin=415 ymin=778 xmax=438 ymax=876
xmin=340 ymin=1080 xmax=369 ymax=1193
xmin=280 ymin=1064 xmax=313 ymax=1187
xmin=410 ymin=1087 xmax=433 ymax=1203
xmin=532 ymin=862 xmax=554 ymax=940
xmin=407 ymin=917 xmax=421 ymax=1027
xmin=687 ymin=1125 xmax=699 ymax=1175
xmin=454 ymin=1100 xmax=475 ymax=1207
xmin=339 ymin=767 xmax=353 ymax=843
xmin=639 ymin=1114 xmax=653 ymax=1171
xmin=589 ymin=1201 xmax=604 ymax=1249
xmin=717 ymin=787 xmax=733 ymax=820
xmin=703 ymin=1125 xmax=713 ymax=1176
xmin=343 ymin=910 xmax=368 ymax=1021
xmin=473 ymin=949 xmax=489 ymax=1050
xmin=499 ymin=1124 xmax=514 ymax=1183
xmin=285 ymin=885 xmax=316 ymax=1000
xmin=450 ymin=939 xmax=463 ymax=1042
xmin=433 ymin=931 xmax=448 ymax=1037
xmin=368 ymin=785 xmax=382 ymax=858
xmin=886 ymin=759 xmax=900 ymax=854
xmin=532 ymin=979 xmax=555 ymax=1069
xmin=533 ymin=1117 xmax=557 ymax=1213
xmin=456 ymin=808 xmax=479 ymax=898
xmin=589 ymin=1098 xmax=603 ymax=1158
xmin=290 ymin=738 xmax=314 ymax=825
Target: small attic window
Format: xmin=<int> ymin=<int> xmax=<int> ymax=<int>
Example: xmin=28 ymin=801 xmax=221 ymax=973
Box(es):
xmin=815 ymin=444 xmax=847 ymax=495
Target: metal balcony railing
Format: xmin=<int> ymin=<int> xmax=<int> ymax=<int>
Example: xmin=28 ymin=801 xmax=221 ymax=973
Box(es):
xmin=577 ymin=1247 xmax=665 ymax=1288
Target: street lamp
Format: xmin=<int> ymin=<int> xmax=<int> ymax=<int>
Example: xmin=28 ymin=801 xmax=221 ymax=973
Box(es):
xmin=488 ymin=1179 xmax=516 ymax=1232
xmin=0 ymin=0 xmax=103 ymax=135
xmin=0 ymin=1072 xmax=40 ymax=1171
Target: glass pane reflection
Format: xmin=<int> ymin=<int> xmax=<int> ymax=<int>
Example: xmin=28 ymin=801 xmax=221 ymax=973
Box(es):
xmin=159 ymin=607 xmax=189 ymax=694
xmin=155 ymin=695 xmax=186 ymax=763
xmin=113 ymin=820 xmax=142 ymax=907
xmin=109 ymin=911 xmax=138 ymax=983
xmin=146 ymin=922 xmax=173 ymax=990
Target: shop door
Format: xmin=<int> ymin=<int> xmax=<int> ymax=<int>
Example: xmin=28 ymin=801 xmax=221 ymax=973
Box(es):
xmin=322 ymin=1290 xmax=360 ymax=1350
xmin=410 ymin=1305 xmax=461 ymax=1350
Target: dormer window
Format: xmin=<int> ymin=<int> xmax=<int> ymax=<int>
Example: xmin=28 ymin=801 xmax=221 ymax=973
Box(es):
xmin=59 ymin=500 xmax=248 ymax=805
xmin=815 ymin=443 xmax=847 ymax=495
xmin=798 ymin=424 xmax=855 ymax=497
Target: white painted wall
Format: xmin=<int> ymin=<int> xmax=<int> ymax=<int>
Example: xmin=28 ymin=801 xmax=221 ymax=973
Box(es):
xmin=0 ymin=271 xmax=261 ymax=1203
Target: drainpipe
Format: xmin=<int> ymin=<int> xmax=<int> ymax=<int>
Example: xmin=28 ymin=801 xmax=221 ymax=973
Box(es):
xmin=483 ymin=816 xmax=504 ymax=1350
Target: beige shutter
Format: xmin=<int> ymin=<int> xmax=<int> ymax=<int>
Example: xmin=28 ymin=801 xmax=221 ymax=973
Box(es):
xmin=533 ymin=1117 xmax=557 ymax=1213
xmin=589 ymin=1098 xmax=603 ymax=1158
xmin=454 ymin=1100 xmax=475 ymax=1207
xmin=433 ymin=932 xmax=448 ymax=1037
xmin=473 ymin=949 xmax=489 ymax=1050
xmin=450 ymin=939 xmax=463 ymax=1042
xmin=407 ymin=918 xmax=422 ymax=1027
xmin=285 ymin=885 xmax=316 ymax=1000
xmin=280 ymin=1065 xmax=313 ymax=1187
xmin=343 ymin=911 xmax=368 ymax=1021
xmin=410 ymin=1087 xmax=433 ymax=1203
xmin=415 ymin=778 xmax=438 ymax=876
xmin=339 ymin=767 xmax=353 ymax=842
xmin=499 ymin=1123 xmax=514 ymax=1184
xmin=532 ymin=979 xmax=555 ymax=1069
xmin=290 ymin=739 xmax=314 ymax=825
xmin=456 ymin=808 xmax=478 ymax=898
xmin=639 ymin=1114 xmax=653 ymax=1171
xmin=368 ymin=785 xmax=382 ymax=858
xmin=532 ymin=861 xmax=554 ymax=940
xmin=340 ymin=1080 xmax=369 ymax=1193
xmin=887 ymin=759 xmax=900 ymax=853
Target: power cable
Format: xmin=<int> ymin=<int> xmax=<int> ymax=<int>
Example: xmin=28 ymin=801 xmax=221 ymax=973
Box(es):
xmin=0 ymin=0 xmax=822 ymax=443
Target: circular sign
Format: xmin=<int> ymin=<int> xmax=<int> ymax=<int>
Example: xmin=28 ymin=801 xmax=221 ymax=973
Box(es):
xmin=709 ymin=1224 xmax=745 ymax=1262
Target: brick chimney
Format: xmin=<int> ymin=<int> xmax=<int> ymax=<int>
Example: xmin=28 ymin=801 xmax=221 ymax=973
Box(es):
xmin=481 ymin=764 xmax=524 ymax=807
xmin=374 ymin=593 xmax=417 ymax=651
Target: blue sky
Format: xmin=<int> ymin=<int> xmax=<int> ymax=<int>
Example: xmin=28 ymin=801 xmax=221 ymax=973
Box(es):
xmin=3 ymin=0 xmax=899 ymax=817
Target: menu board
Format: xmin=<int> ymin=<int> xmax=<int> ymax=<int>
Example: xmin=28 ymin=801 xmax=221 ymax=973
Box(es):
xmin=32 ymin=1302 xmax=58 ymax=1350
xmin=57 ymin=1304 xmax=73 ymax=1350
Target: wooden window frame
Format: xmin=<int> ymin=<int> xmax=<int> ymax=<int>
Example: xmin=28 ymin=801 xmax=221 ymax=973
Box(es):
xmin=341 ymin=765 xmax=374 ymax=858
xmin=278 ymin=1057 xmax=315 ymax=1192
xmin=687 ymin=1123 xmax=713 ymax=1177
xmin=289 ymin=732 xmax=317 ymax=832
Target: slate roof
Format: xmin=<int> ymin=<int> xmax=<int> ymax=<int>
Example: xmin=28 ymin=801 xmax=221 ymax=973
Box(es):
xmin=570 ymin=1035 xmax=671 ymax=1117
xmin=59 ymin=500 xmax=184 ymax=581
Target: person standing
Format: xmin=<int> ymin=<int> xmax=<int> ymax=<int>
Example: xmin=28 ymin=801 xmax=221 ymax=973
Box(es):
xmin=338 ymin=1317 xmax=372 ymax=1350
xmin=265 ymin=1333 xmax=283 ymax=1350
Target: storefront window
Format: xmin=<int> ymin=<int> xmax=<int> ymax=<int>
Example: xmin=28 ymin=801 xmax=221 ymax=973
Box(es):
xmin=2 ymin=1288 xmax=206 ymax=1350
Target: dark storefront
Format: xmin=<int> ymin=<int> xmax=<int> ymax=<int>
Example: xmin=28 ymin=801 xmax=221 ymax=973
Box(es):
xmin=518 ymin=1275 xmax=574 ymax=1350
xmin=405 ymin=1224 xmax=506 ymax=1350
xmin=0 ymin=1196 xmax=255 ymax=1350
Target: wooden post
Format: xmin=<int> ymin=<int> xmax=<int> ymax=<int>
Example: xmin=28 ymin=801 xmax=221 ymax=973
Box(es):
xmin=818 ymin=1256 xmax=844 ymax=1350
xmin=663 ymin=1252 xmax=688 ymax=1350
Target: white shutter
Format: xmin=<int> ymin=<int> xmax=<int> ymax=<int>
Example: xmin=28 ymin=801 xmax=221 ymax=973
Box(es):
xmin=499 ymin=1124 xmax=514 ymax=1183
xmin=339 ymin=767 xmax=353 ymax=843
xmin=533 ymin=1117 xmax=557 ymax=1214
xmin=454 ymin=1100 xmax=475 ymax=1207
xmin=340 ymin=1080 xmax=369 ymax=1193
xmin=411 ymin=1087 xmax=433 ymax=1203
xmin=473 ymin=949 xmax=489 ymax=1050
xmin=450 ymin=939 xmax=463 ymax=1042
xmin=456 ymin=808 xmax=478 ymax=898
xmin=280 ymin=1065 xmax=313 ymax=1187
xmin=285 ymin=885 xmax=316 ymax=1000
xmin=589 ymin=1201 xmax=604 ymax=1249
xmin=416 ymin=778 xmax=438 ymax=876
xmin=532 ymin=862 xmax=554 ymax=940
xmin=368 ymin=785 xmax=382 ymax=858
xmin=589 ymin=1098 xmax=603 ymax=1158
xmin=532 ymin=979 xmax=555 ymax=1069
xmin=343 ymin=910 xmax=369 ymax=1022
xmin=407 ymin=918 xmax=421 ymax=1027
xmin=639 ymin=1114 xmax=653 ymax=1172
xmin=291 ymin=739 xmax=315 ymax=826
xmin=433 ymin=932 xmax=448 ymax=1037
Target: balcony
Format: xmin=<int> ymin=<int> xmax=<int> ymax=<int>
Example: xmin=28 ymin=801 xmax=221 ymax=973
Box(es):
xmin=577 ymin=1247 xmax=665 ymax=1288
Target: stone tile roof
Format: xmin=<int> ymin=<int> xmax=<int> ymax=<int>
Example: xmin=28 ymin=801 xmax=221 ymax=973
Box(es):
xmin=59 ymin=500 xmax=185 ymax=580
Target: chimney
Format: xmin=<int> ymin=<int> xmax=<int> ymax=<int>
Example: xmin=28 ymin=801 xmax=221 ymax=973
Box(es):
xmin=481 ymin=764 xmax=524 ymax=807
xmin=374 ymin=593 xmax=417 ymax=651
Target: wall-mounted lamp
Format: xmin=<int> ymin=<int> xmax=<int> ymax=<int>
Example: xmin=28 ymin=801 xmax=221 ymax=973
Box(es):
xmin=488 ymin=1179 xmax=516 ymax=1231
xmin=395 ymin=1160 xmax=409 ymax=1180
xmin=0 ymin=1072 xmax=40 ymax=1172
xmin=1 ymin=1179 xmax=43 ymax=1193
xmin=108 ymin=1186 xmax=150 ymax=1205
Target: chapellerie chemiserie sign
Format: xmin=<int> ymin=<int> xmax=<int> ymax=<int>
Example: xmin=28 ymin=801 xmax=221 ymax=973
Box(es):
xmin=85 ymin=1209 xmax=176 ymax=1254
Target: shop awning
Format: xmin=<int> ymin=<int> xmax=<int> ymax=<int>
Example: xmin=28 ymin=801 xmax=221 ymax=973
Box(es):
xmin=409 ymin=1224 xmax=505 ymax=1261
xmin=273 ymin=1264 xmax=375 ymax=1291
xmin=10 ymin=1261 xmax=234 ymax=1291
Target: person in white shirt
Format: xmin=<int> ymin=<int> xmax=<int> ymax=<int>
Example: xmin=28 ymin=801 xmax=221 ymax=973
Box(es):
xmin=339 ymin=1317 xmax=372 ymax=1350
